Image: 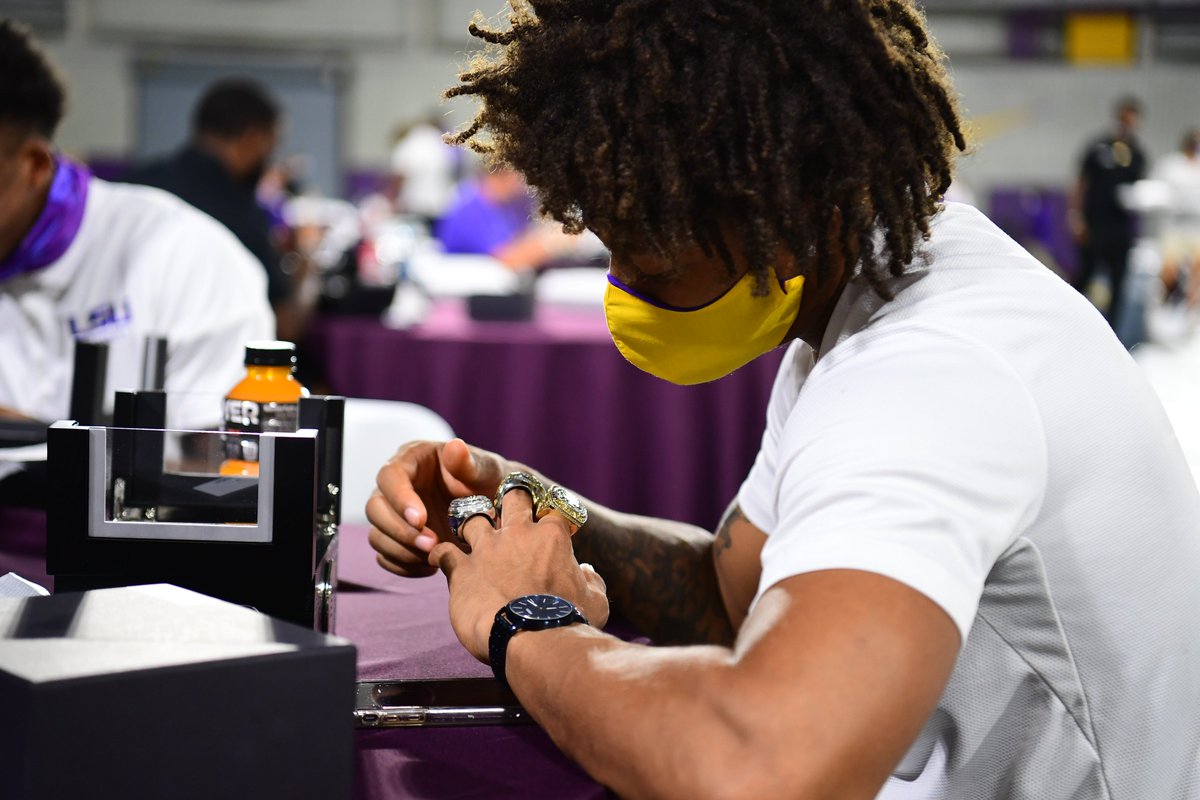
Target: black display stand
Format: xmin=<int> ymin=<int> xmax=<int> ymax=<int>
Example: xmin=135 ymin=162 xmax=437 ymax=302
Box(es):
xmin=46 ymin=393 xmax=345 ymax=633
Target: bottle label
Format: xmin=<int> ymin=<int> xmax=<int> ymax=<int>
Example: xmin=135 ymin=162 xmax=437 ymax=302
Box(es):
xmin=222 ymin=398 xmax=299 ymax=463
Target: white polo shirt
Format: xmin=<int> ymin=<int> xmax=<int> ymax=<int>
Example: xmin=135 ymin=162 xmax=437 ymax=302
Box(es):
xmin=739 ymin=202 xmax=1200 ymax=799
xmin=0 ymin=177 xmax=274 ymax=430
xmin=1154 ymin=151 xmax=1200 ymax=226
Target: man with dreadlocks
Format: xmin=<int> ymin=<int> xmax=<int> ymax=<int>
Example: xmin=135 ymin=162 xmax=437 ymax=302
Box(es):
xmin=368 ymin=2 xmax=1200 ymax=797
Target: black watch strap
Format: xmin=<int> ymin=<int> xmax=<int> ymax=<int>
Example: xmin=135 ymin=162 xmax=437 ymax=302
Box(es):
xmin=489 ymin=608 xmax=520 ymax=687
xmin=488 ymin=599 xmax=587 ymax=687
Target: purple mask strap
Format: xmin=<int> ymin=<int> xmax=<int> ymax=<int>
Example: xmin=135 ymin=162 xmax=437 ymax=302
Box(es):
xmin=0 ymin=157 xmax=91 ymax=282
xmin=606 ymin=270 xmax=785 ymax=312
xmin=606 ymin=273 xmax=681 ymax=310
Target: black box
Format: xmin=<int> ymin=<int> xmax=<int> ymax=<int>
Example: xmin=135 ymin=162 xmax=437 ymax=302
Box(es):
xmin=0 ymin=584 xmax=356 ymax=800
xmin=467 ymin=292 xmax=535 ymax=321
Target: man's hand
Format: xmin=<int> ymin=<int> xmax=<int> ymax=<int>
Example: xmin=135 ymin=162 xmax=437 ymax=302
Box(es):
xmin=429 ymin=484 xmax=610 ymax=662
xmin=366 ymin=438 xmax=515 ymax=578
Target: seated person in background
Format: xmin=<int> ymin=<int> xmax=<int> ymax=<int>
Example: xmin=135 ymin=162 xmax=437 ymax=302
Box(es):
xmin=436 ymin=165 xmax=577 ymax=270
xmin=370 ymin=2 xmax=1200 ymax=798
xmin=125 ymin=79 xmax=316 ymax=343
xmin=0 ymin=19 xmax=273 ymax=436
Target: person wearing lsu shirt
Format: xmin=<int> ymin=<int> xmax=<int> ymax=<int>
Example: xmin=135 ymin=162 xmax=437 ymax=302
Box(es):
xmin=0 ymin=20 xmax=273 ymax=448
xmin=367 ymin=3 xmax=1200 ymax=799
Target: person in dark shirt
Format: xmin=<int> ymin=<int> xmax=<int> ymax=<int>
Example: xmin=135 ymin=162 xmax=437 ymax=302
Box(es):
xmin=125 ymin=79 xmax=314 ymax=342
xmin=1069 ymin=96 xmax=1147 ymax=329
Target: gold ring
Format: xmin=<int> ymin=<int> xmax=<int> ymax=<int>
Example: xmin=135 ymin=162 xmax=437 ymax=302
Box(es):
xmin=535 ymin=484 xmax=588 ymax=530
xmin=494 ymin=471 xmax=547 ymax=510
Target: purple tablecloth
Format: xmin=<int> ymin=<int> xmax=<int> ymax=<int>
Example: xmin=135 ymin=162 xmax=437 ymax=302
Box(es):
xmin=0 ymin=506 xmax=50 ymax=589
xmin=308 ymin=303 xmax=784 ymax=530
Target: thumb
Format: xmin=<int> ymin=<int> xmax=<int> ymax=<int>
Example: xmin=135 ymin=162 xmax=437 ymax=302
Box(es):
xmin=579 ymin=562 xmax=607 ymax=596
xmin=578 ymin=563 xmax=610 ymax=629
xmin=429 ymin=541 xmax=465 ymax=576
xmin=440 ymin=438 xmax=483 ymax=495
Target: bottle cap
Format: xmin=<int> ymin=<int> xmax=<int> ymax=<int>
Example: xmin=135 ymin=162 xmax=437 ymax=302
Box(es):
xmin=244 ymin=340 xmax=297 ymax=367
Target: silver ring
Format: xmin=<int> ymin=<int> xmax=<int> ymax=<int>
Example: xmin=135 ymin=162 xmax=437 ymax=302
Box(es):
xmin=448 ymin=495 xmax=495 ymax=541
xmin=494 ymin=471 xmax=547 ymax=510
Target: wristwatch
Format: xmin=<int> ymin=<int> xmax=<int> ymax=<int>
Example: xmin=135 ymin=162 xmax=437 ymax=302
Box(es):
xmin=489 ymin=594 xmax=588 ymax=687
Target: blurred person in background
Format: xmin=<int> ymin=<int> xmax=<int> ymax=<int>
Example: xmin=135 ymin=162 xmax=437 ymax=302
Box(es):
xmin=125 ymin=79 xmax=317 ymax=343
xmin=1153 ymin=128 xmax=1200 ymax=309
xmin=1069 ymin=96 xmax=1147 ymax=330
xmin=0 ymin=20 xmax=272 ymax=498
xmin=390 ymin=114 xmax=459 ymax=227
xmin=435 ymin=165 xmax=580 ymax=271
xmin=257 ymin=154 xmax=310 ymax=240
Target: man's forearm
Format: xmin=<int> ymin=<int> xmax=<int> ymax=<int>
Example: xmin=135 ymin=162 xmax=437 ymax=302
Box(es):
xmin=572 ymin=505 xmax=734 ymax=646
xmin=507 ymin=627 xmax=749 ymax=800
xmin=502 ymin=571 xmax=957 ymax=800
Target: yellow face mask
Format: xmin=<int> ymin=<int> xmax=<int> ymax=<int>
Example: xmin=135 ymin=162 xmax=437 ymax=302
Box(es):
xmin=604 ymin=270 xmax=806 ymax=385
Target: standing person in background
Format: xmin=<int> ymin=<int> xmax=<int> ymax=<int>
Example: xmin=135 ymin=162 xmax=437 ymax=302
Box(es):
xmin=0 ymin=19 xmax=273 ymax=500
xmin=1154 ymin=128 xmax=1200 ymax=308
xmin=125 ymin=79 xmax=317 ymax=343
xmin=1069 ymin=96 xmax=1147 ymax=330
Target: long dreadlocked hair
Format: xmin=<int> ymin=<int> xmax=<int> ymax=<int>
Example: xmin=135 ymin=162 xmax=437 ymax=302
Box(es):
xmin=447 ymin=0 xmax=966 ymax=298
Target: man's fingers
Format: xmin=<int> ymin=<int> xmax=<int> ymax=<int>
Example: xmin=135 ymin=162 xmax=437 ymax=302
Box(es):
xmin=498 ymin=483 xmax=535 ymax=526
xmin=374 ymin=455 xmax=429 ymax=531
xmin=376 ymin=552 xmax=436 ymax=578
xmin=429 ymin=541 xmax=465 ymax=575
xmin=577 ymin=563 xmax=610 ymax=628
xmin=579 ymin=562 xmax=607 ymax=595
xmin=534 ymin=508 xmax=578 ymax=538
xmin=457 ymin=508 xmax=496 ymax=551
xmin=365 ymin=490 xmax=436 ymax=552
xmin=368 ymin=525 xmax=434 ymax=569
xmin=365 ymin=489 xmax=410 ymax=534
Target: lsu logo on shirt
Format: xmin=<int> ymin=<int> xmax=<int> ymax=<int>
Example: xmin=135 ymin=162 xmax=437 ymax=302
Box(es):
xmin=69 ymin=299 xmax=133 ymax=342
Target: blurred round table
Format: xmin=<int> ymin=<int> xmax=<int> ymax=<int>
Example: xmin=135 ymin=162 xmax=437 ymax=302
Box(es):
xmin=307 ymin=301 xmax=783 ymax=529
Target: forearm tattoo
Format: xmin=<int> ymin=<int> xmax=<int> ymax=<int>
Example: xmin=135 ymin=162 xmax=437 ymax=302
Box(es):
xmin=714 ymin=502 xmax=743 ymax=558
xmin=575 ymin=506 xmax=737 ymax=647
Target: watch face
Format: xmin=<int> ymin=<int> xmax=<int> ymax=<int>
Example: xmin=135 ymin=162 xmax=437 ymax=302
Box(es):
xmin=509 ymin=594 xmax=575 ymax=622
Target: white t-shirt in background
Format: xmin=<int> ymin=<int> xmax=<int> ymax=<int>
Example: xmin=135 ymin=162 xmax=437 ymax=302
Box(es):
xmin=391 ymin=123 xmax=459 ymax=220
xmin=1154 ymin=151 xmax=1200 ymax=225
xmin=739 ymin=202 xmax=1200 ymax=799
xmin=0 ymin=177 xmax=274 ymax=430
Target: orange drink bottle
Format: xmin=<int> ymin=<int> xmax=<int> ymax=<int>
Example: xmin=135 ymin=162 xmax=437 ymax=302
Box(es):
xmin=219 ymin=341 xmax=309 ymax=477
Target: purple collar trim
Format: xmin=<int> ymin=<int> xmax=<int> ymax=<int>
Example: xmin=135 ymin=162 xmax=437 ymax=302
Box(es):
xmin=0 ymin=157 xmax=91 ymax=282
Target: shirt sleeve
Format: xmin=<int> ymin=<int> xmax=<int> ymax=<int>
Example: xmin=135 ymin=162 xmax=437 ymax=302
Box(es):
xmin=130 ymin=214 xmax=276 ymax=430
xmin=239 ymin=206 xmax=289 ymax=305
xmin=436 ymin=190 xmax=529 ymax=256
xmin=751 ymin=324 xmax=1048 ymax=642
xmin=738 ymin=340 xmax=814 ymax=532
